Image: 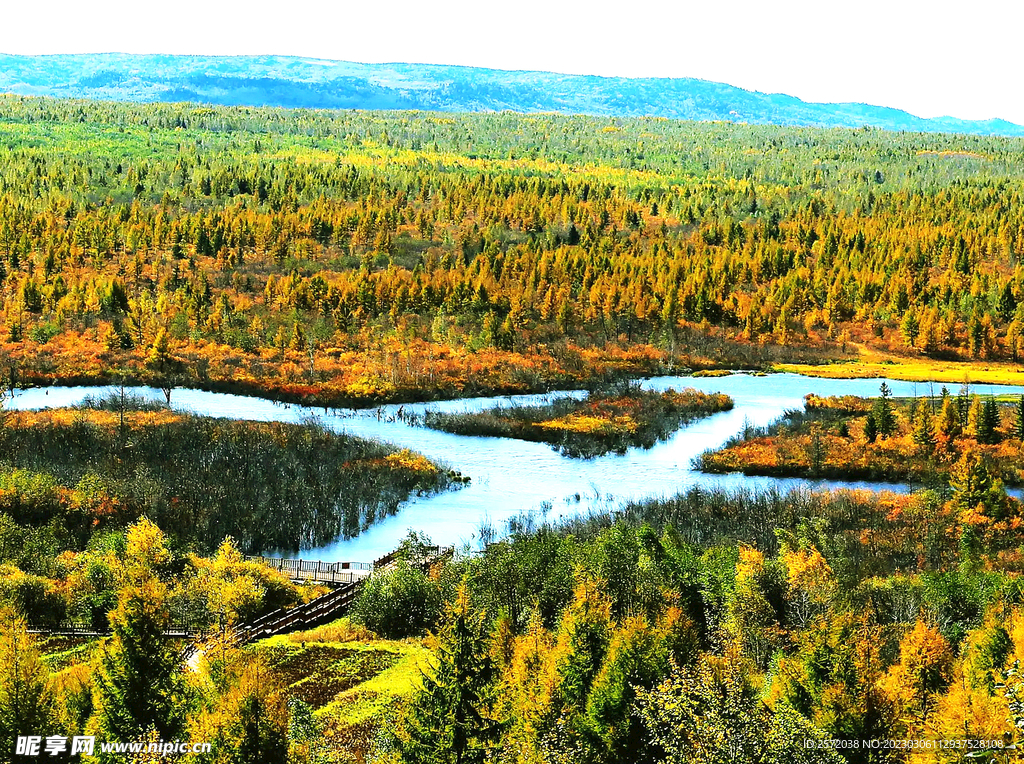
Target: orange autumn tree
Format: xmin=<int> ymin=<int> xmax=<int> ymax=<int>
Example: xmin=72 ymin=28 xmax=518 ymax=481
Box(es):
xmin=881 ymin=620 xmax=955 ymax=734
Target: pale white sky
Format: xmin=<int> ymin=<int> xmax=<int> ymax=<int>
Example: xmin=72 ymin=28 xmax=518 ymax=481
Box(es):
xmin=3 ymin=0 xmax=1022 ymax=124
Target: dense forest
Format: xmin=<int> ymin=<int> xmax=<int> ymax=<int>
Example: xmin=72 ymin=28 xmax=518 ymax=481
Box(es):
xmin=2 ymin=517 xmax=331 ymax=761
xmin=365 ymin=476 xmax=1024 ymax=764
xmin=3 ymin=97 xmax=1024 ymax=405
xmin=11 ymin=475 xmax=1024 ymax=763
xmin=6 ymin=97 xmax=1024 ymax=763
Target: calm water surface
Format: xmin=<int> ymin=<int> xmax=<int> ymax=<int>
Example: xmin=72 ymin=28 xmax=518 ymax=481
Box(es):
xmin=11 ymin=374 xmax=1024 ymax=562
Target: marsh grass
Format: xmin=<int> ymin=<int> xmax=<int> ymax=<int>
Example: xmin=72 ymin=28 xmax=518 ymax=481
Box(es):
xmin=419 ymin=384 xmax=733 ymax=458
xmin=0 ymin=403 xmax=456 ymax=554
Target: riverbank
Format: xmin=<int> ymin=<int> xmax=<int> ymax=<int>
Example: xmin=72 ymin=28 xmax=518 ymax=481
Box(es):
xmin=697 ymin=392 xmax=1024 ymax=487
xmin=11 ymin=341 xmax=1024 ymax=414
xmin=775 ymin=352 xmax=1024 ymax=389
xmin=0 ymin=395 xmax=462 ymax=556
xmin=1 ymin=333 xmax=681 ymax=409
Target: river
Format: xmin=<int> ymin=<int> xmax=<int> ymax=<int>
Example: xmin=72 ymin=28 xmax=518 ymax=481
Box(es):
xmin=9 ymin=373 xmax=1024 ymax=562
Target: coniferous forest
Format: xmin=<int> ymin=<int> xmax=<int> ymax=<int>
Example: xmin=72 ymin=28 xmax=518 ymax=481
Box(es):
xmin=4 ymin=95 xmax=1024 ymax=764
xmin=2 ymin=97 xmax=1024 ymax=400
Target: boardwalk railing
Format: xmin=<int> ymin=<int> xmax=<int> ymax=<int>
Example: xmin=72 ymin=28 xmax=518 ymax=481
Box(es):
xmin=29 ymin=618 xmax=206 ymax=639
xmin=372 ymin=545 xmax=454 ymax=571
xmin=32 ymin=544 xmax=455 ymax=653
xmin=244 ymin=555 xmax=371 ymax=585
xmin=230 ymin=581 xmax=362 ymax=647
xmin=243 ymin=545 xmax=453 ymax=585
xmin=220 ymin=545 xmax=455 ymax=648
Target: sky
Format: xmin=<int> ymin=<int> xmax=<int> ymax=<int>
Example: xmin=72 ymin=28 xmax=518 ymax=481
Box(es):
xmin=3 ymin=0 xmax=1023 ymax=124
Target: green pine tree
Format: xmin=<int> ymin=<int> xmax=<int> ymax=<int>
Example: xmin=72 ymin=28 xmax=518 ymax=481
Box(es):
xmin=584 ymin=617 xmax=671 ymax=762
xmin=900 ymin=309 xmax=920 ymax=347
xmin=871 ymin=383 xmax=896 ymax=437
xmin=864 ymin=413 xmax=879 ymax=444
xmin=0 ymin=610 xmax=53 ymax=762
xmin=1017 ymin=395 xmax=1024 ymax=441
xmin=399 ymin=581 xmax=501 ymax=764
xmin=912 ymin=398 xmax=937 ymax=454
xmin=956 ymin=385 xmax=972 ymax=430
xmin=950 ymin=450 xmax=1008 ymax=520
xmin=95 ymin=578 xmax=184 ymax=744
xmin=977 ymin=398 xmax=1001 ymax=445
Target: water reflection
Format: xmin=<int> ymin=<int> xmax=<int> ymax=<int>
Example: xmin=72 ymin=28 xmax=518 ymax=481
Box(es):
xmin=12 ymin=374 xmax=1024 ymax=561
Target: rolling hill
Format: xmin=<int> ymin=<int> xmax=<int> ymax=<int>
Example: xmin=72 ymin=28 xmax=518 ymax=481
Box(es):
xmin=0 ymin=52 xmax=1022 ymax=136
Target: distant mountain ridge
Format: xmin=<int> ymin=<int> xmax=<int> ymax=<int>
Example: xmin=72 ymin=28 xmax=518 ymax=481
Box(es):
xmin=1 ymin=52 xmax=1022 ymax=137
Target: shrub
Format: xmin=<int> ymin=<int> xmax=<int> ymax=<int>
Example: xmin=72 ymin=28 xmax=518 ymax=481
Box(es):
xmin=351 ymin=561 xmax=441 ymax=638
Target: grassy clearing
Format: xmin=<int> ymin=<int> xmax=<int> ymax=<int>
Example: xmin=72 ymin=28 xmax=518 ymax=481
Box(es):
xmin=250 ymin=618 xmax=429 ymax=760
xmin=259 ymin=642 xmax=403 ymax=708
xmin=775 ymin=353 xmax=1024 ymax=388
xmin=36 ymin=635 xmax=98 ymax=672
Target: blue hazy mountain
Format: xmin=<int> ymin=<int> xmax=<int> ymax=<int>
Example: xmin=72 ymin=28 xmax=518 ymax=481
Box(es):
xmin=1 ymin=52 xmax=1021 ymax=136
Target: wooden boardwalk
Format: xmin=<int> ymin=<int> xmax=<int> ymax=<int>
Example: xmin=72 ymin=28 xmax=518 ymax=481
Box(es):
xmin=229 ymin=581 xmax=362 ymax=646
xmin=33 ymin=545 xmax=456 ymax=653
xmin=222 ymin=545 xmax=455 ymax=648
xmin=243 ymin=544 xmax=453 ymax=586
xmin=229 ymin=545 xmax=454 ymax=646
xmin=29 ymin=620 xmax=205 ymax=639
xmin=372 ymin=544 xmax=453 ymax=572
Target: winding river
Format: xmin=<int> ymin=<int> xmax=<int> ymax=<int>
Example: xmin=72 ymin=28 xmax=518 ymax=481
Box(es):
xmin=10 ymin=373 xmax=1024 ymax=562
